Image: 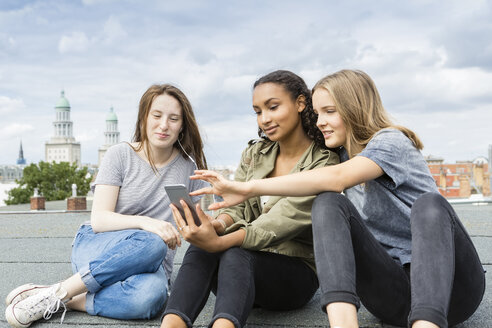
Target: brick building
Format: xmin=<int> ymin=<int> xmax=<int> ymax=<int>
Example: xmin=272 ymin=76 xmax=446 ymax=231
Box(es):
xmin=426 ymin=156 xmax=490 ymax=198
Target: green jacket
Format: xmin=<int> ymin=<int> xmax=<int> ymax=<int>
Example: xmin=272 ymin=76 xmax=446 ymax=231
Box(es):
xmin=218 ymin=139 xmax=339 ymax=271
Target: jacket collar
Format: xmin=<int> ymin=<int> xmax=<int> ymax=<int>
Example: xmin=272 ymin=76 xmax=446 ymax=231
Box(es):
xmin=252 ymin=141 xmax=319 ymax=179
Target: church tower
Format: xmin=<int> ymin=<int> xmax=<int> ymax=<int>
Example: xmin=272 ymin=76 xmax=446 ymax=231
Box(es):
xmin=98 ymin=106 xmax=120 ymax=166
xmin=16 ymin=141 xmax=26 ymax=165
xmin=45 ymin=90 xmax=81 ymax=165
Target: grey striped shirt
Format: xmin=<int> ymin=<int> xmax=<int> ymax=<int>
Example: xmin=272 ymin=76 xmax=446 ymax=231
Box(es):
xmin=94 ymin=142 xmax=207 ymax=279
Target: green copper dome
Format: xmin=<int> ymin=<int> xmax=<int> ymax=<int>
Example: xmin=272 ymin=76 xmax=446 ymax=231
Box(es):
xmin=106 ymin=106 xmax=118 ymax=121
xmin=55 ymin=90 xmax=70 ymax=111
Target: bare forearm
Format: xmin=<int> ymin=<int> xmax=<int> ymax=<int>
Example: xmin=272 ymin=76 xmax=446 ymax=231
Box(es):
xmin=90 ymin=210 xmax=150 ymax=232
xmin=249 ymin=166 xmax=344 ymax=197
xmin=216 ymin=229 xmax=246 ymax=251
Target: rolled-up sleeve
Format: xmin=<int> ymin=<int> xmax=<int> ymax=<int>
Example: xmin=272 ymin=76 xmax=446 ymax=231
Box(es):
xmin=240 ymin=194 xmax=315 ymax=250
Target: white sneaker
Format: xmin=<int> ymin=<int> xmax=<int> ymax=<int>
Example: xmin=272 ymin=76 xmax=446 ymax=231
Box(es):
xmin=5 ymin=283 xmax=51 ymax=305
xmin=5 ymin=283 xmax=69 ymax=328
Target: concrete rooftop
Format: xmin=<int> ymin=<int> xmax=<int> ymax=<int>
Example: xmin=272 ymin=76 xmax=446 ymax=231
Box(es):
xmin=0 ymin=201 xmax=490 ymax=327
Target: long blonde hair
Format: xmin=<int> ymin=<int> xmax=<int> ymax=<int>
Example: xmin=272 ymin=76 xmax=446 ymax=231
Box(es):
xmin=313 ymin=69 xmax=423 ymax=158
xmin=132 ymin=84 xmax=207 ymax=172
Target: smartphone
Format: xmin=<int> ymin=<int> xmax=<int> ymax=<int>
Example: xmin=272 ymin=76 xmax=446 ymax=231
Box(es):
xmin=164 ymin=184 xmax=201 ymax=226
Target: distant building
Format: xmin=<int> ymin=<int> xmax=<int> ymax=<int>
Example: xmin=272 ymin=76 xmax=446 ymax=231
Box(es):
xmin=98 ymin=106 xmax=120 ymax=166
xmin=426 ymin=155 xmax=490 ymax=198
xmin=45 ymin=90 xmax=81 ymax=166
xmin=0 ymin=141 xmax=27 ymax=182
xmin=16 ymin=141 xmax=26 ymax=165
xmin=0 ymin=165 xmax=24 ymax=183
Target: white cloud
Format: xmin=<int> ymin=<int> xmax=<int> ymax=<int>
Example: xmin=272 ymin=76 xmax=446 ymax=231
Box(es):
xmin=222 ymin=75 xmax=257 ymax=95
xmin=0 ymin=96 xmax=26 ymax=114
xmin=103 ymin=16 xmax=126 ymax=42
xmin=2 ymin=1 xmax=491 ymax=165
xmin=201 ymin=115 xmax=258 ymax=166
xmin=396 ymin=105 xmax=492 ymax=162
xmin=58 ymin=32 xmax=90 ymax=54
xmin=0 ymin=123 xmax=34 ymax=138
xmin=81 ymin=0 xmax=114 ymax=5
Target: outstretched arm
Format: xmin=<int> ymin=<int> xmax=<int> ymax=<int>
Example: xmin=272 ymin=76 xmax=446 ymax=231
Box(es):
xmin=191 ymin=156 xmax=384 ymax=210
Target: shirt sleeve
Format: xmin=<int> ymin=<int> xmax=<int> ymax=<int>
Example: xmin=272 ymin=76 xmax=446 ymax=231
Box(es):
xmin=358 ymin=129 xmax=413 ymax=190
xmin=94 ymin=144 xmax=125 ymax=189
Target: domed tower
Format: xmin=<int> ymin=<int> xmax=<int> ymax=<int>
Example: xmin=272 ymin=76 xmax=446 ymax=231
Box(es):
xmin=98 ymin=106 xmax=120 ymax=166
xmin=45 ymin=90 xmax=81 ymax=166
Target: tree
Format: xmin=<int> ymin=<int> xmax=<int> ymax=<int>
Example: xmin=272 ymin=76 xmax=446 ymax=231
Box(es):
xmin=5 ymin=161 xmax=92 ymax=205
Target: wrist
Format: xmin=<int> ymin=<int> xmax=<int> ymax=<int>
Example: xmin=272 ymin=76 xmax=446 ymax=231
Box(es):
xmin=245 ymin=180 xmax=256 ymax=197
xmin=138 ymin=216 xmax=153 ymax=230
xmin=214 ymin=235 xmax=225 ymax=252
xmin=216 ymin=217 xmax=227 ymax=235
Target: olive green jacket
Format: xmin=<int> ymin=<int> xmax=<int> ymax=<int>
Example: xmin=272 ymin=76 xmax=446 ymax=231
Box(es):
xmin=217 ymin=139 xmax=339 ymax=271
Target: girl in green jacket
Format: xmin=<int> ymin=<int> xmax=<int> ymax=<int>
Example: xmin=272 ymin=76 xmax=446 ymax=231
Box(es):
xmin=161 ymin=70 xmax=338 ymax=328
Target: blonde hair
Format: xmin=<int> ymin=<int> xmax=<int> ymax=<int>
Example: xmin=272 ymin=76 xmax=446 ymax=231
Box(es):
xmin=313 ymin=69 xmax=423 ymax=158
xmin=132 ymin=84 xmax=207 ymax=172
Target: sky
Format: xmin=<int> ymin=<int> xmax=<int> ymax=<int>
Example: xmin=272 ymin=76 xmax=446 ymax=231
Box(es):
xmin=1 ymin=0 xmax=492 ymax=168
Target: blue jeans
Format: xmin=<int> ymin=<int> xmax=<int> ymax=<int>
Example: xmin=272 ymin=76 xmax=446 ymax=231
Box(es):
xmin=71 ymin=224 xmax=169 ymax=319
xmin=311 ymin=192 xmax=485 ymax=328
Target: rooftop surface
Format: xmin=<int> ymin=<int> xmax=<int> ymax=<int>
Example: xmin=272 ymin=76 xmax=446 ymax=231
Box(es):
xmin=0 ymin=201 xmax=490 ymax=327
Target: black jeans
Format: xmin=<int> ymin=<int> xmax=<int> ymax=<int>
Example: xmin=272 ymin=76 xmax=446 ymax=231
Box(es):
xmin=163 ymin=245 xmax=318 ymax=328
xmin=312 ymin=192 xmax=485 ymax=328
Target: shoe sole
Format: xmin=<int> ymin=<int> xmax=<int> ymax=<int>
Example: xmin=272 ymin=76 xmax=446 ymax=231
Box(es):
xmin=5 ymin=283 xmax=50 ymax=306
xmin=5 ymin=303 xmax=32 ymax=328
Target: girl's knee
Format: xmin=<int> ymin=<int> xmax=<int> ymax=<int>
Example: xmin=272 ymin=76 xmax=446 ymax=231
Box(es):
xmin=221 ymin=247 xmax=251 ymax=263
xmin=220 ymin=247 xmax=254 ymax=271
xmin=313 ymin=191 xmax=344 ymax=209
xmin=312 ymin=192 xmax=348 ymax=225
xmin=411 ymin=192 xmax=454 ymax=233
xmin=413 ymin=192 xmax=446 ymax=209
xmin=411 ymin=192 xmax=449 ymax=222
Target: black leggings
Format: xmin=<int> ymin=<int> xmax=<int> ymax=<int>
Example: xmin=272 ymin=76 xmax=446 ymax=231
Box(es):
xmin=312 ymin=191 xmax=485 ymax=327
xmin=163 ymin=245 xmax=318 ymax=328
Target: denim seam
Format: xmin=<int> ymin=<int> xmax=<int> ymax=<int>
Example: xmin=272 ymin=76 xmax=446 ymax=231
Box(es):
xmin=85 ymin=292 xmax=96 ymax=315
xmin=79 ymin=264 xmax=102 ymax=293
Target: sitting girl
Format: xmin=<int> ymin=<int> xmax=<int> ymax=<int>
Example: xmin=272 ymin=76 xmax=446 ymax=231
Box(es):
xmin=161 ymin=70 xmax=339 ymax=328
xmin=5 ymin=84 xmax=208 ymax=327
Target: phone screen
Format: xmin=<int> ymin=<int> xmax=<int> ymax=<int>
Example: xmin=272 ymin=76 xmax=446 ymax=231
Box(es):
xmin=164 ymin=184 xmax=201 ymax=226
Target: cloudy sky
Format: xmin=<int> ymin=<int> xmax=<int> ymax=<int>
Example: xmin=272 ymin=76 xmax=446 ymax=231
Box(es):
xmin=1 ymin=0 xmax=492 ymax=168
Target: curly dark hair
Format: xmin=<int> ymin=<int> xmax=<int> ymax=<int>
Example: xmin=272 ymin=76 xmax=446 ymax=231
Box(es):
xmin=253 ymin=70 xmax=326 ymax=149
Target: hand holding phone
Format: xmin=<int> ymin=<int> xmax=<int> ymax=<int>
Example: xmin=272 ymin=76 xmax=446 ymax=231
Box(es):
xmin=164 ymin=184 xmax=201 ymax=226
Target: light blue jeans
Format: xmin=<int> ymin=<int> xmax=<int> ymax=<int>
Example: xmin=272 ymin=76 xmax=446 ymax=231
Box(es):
xmin=71 ymin=224 xmax=169 ymax=319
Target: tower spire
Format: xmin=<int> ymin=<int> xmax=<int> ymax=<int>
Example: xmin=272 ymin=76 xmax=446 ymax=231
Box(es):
xmin=17 ymin=140 xmax=26 ymax=165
